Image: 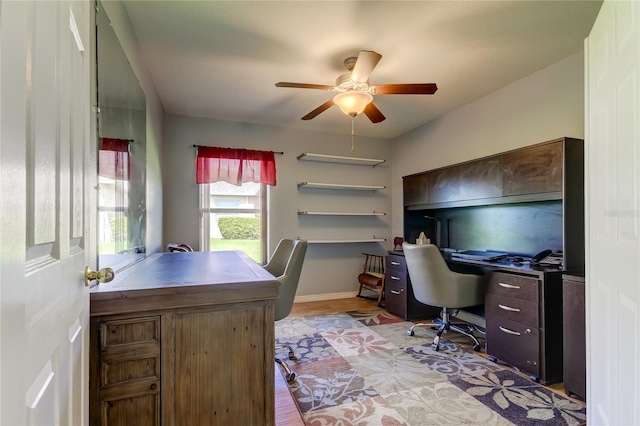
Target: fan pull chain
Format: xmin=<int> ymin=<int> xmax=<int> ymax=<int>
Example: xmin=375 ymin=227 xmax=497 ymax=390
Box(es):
xmin=351 ymin=116 xmax=355 ymax=152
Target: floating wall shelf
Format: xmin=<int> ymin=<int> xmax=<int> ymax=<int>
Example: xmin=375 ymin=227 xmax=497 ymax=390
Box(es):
xmin=297 ymin=152 xmax=385 ymax=167
xmin=297 ymin=211 xmax=386 ymax=216
xmin=297 ymin=182 xmax=385 ymax=191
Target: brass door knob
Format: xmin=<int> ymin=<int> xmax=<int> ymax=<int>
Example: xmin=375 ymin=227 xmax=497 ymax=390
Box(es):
xmin=85 ymin=266 xmax=115 ymax=286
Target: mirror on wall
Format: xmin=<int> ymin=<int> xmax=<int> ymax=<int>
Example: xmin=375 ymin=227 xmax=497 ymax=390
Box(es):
xmin=96 ymin=1 xmax=147 ymax=271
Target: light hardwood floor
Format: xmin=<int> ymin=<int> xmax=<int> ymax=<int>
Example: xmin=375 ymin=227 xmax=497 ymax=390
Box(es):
xmin=274 ymin=297 xmax=581 ymax=425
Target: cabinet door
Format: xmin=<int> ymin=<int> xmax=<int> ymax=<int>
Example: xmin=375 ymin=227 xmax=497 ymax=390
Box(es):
xmin=562 ymin=277 xmax=586 ymax=398
xmin=92 ymin=316 xmax=161 ymax=426
xmin=428 ymin=166 xmax=461 ymax=203
xmin=459 ymin=157 xmax=502 ymax=200
xmin=403 ymin=174 xmax=429 ymax=206
xmin=170 ymin=303 xmax=274 ymax=426
xmin=502 ymin=142 xmax=563 ymax=196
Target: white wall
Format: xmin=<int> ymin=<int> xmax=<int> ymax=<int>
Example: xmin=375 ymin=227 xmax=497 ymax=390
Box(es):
xmin=391 ymin=51 xmax=586 ymax=239
xmin=163 ymin=114 xmax=392 ymax=297
xmin=102 ymin=1 xmax=164 ymax=254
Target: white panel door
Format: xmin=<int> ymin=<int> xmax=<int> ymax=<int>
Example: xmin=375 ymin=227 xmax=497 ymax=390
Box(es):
xmin=585 ymin=1 xmax=640 ymax=424
xmin=0 ymin=0 xmax=95 ymax=425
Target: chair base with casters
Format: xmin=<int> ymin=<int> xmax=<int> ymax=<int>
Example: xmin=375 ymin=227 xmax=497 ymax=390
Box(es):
xmin=275 ymin=344 xmax=298 ymax=381
xmin=407 ymin=308 xmax=485 ymax=352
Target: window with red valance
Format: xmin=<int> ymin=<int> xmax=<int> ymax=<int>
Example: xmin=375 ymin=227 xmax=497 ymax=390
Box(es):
xmin=99 ymin=138 xmax=130 ymax=181
xmin=196 ymin=146 xmax=276 ymax=186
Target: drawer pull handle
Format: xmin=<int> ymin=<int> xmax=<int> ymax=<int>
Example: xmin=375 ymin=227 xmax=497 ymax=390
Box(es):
xmin=390 ymin=289 xmax=402 ymax=295
xmin=498 ymin=304 xmax=520 ymax=312
xmin=498 ymin=282 xmax=520 ymax=289
xmin=390 ymin=276 xmax=400 ymax=280
xmin=498 ymin=326 xmax=521 ymax=336
xmin=390 ymin=261 xmax=401 ymax=266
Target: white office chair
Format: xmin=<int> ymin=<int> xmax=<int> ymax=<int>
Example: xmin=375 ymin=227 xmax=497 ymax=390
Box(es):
xmin=264 ymin=239 xmax=308 ymax=381
xmin=403 ymin=242 xmax=485 ymax=351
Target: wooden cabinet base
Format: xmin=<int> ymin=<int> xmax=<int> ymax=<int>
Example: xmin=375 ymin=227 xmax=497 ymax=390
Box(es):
xmin=89 ymin=252 xmax=279 ymax=426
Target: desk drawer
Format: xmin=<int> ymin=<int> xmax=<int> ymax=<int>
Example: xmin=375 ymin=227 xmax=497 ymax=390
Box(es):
xmin=386 ymin=254 xmax=406 ymax=273
xmin=486 ymin=316 xmax=540 ymax=379
xmin=100 ymin=316 xmax=160 ymax=350
xmin=486 ymin=272 xmax=539 ymax=303
xmin=486 ymin=292 xmax=539 ymax=327
xmin=385 ymin=274 xmax=407 ymax=318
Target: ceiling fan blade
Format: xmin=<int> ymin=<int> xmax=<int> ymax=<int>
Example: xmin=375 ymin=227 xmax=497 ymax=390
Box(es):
xmin=301 ymin=99 xmax=335 ymax=120
xmin=276 ymin=82 xmax=334 ymax=90
xmin=363 ymin=103 xmax=386 ymax=123
xmin=373 ymin=83 xmax=438 ymax=95
xmin=350 ymin=50 xmax=382 ymax=83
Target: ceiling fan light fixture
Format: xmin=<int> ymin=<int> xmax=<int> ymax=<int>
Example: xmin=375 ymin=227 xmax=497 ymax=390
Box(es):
xmin=333 ymin=91 xmax=373 ymax=116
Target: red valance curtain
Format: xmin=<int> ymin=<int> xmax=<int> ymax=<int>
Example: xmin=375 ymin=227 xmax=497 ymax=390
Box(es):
xmin=196 ymin=147 xmax=276 ymax=186
xmin=99 ymin=138 xmax=130 ymax=181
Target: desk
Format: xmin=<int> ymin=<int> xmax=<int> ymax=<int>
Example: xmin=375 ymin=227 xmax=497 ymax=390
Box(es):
xmin=390 ymin=249 xmax=565 ymax=384
xmin=89 ymin=251 xmax=280 ymax=426
xmin=445 ymin=254 xmax=564 ymax=385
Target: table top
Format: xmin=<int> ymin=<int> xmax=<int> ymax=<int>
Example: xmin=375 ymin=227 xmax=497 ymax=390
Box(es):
xmin=90 ymin=251 xmax=280 ymax=316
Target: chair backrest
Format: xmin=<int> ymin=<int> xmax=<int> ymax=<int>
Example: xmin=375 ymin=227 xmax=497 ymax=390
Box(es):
xmin=361 ymin=253 xmax=385 ymax=277
xmin=402 ymin=242 xmax=484 ymax=309
xmin=264 ymin=239 xmax=295 ymax=277
xmin=268 ymin=239 xmax=308 ymax=321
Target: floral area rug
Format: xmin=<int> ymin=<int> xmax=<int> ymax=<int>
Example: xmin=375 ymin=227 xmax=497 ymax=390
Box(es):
xmin=275 ymin=309 xmax=586 ymax=426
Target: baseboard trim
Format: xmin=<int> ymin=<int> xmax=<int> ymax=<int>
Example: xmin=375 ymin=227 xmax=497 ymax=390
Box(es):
xmin=294 ymin=291 xmax=359 ymax=304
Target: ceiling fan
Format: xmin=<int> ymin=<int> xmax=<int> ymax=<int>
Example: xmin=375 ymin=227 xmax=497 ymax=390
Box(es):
xmin=275 ymin=50 xmax=438 ymax=123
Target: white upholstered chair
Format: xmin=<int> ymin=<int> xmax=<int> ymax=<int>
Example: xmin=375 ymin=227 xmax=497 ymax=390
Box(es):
xmin=402 ymin=242 xmax=485 ymax=351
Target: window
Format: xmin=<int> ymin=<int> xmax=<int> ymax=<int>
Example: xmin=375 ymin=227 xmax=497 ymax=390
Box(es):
xmin=199 ymin=181 xmax=267 ymax=263
xmin=98 ymin=176 xmax=129 ymax=254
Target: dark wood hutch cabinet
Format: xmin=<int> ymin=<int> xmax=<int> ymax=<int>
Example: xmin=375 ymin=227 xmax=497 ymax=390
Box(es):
xmin=403 ymin=137 xmax=584 ymax=272
xmin=400 ymin=137 xmax=585 ymax=385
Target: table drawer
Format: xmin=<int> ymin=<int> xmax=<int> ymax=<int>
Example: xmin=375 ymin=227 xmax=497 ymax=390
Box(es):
xmin=486 ymin=316 xmax=540 ymax=379
xmin=486 ymin=292 xmax=539 ymax=327
xmin=100 ymin=316 xmax=160 ymax=350
xmin=386 ymin=269 xmax=407 ymax=288
xmin=386 ymin=254 xmax=406 ymax=273
xmin=385 ymin=277 xmax=407 ymax=318
xmin=486 ymin=271 xmax=539 ymax=303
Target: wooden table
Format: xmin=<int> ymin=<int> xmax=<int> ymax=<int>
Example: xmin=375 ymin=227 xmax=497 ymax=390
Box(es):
xmin=89 ymin=251 xmax=280 ymax=426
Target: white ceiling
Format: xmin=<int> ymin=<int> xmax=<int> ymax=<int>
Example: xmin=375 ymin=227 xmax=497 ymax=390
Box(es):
xmin=122 ymin=0 xmax=602 ymax=140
